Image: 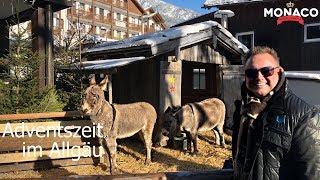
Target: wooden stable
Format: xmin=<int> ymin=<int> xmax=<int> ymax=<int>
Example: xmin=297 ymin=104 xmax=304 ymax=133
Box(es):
xmin=0 ymin=112 xmax=105 ymax=173
xmin=77 ymin=21 xmax=248 ymax=144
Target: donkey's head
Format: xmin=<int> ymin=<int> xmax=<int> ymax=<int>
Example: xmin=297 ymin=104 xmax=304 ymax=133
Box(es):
xmin=162 ymin=106 xmax=181 ymax=137
xmin=82 ymin=75 xmax=108 ymax=115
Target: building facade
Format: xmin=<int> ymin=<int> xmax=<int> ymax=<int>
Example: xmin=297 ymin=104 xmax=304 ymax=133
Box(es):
xmin=53 ymin=0 xmax=167 ymax=43
xmin=203 ymin=0 xmax=320 ymax=71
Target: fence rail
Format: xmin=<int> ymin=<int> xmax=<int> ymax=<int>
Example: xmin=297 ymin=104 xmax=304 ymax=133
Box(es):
xmin=0 ymin=111 xmax=85 ymax=121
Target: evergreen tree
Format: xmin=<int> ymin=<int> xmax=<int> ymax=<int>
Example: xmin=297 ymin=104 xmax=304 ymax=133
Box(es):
xmin=0 ymin=21 xmax=65 ymax=114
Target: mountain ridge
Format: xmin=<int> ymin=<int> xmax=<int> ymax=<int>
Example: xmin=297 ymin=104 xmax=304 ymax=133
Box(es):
xmin=137 ymin=0 xmax=201 ymax=27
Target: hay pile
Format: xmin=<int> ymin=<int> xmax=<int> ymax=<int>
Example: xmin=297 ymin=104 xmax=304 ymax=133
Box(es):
xmin=0 ymin=132 xmax=232 ymax=179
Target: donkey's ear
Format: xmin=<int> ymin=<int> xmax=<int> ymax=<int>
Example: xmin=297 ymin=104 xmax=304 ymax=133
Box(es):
xmin=99 ymin=75 xmax=109 ymax=91
xmin=89 ymin=74 xmax=96 ymax=86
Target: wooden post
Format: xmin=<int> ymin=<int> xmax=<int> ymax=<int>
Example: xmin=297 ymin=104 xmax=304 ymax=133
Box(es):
xmin=156 ymin=55 xmax=182 ymax=146
xmin=45 ymin=3 xmax=54 ymax=88
xmin=108 ymin=75 xmax=113 ymax=104
xmin=32 ymin=7 xmax=46 ymax=90
xmin=159 ymin=56 xmax=182 ymax=112
xmin=0 ymin=19 xmax=9 ymax=58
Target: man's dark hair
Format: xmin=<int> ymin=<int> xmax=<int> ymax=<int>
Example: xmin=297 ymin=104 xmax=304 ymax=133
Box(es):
xmin=245 ymin=46 xmax=280 ymax=67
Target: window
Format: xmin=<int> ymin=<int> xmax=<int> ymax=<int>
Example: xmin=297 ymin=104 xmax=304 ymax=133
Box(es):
xmin=100 ymin=8 xmax=104 ymax=16
xmin=304 ymin=23 xmax=320 ymax=43
xmin=116 ymin=13 xmax=121 ymax=20
xmin=100 ymin=28 xmax=106 ymax=35
xmin=131 ymin=17 xmax=135 ymax=24
xmin=55 ymin=18 xmax=60 ymax=27
xmin=236 ymin=31 xmax=254 ymax=50
xmin=193 ymin=69 xmax=206 ymax=90
xmin=116 ymin=30 xmax=121 ymax=38
xmin=79 ymin=3 xmax=85 ymax=10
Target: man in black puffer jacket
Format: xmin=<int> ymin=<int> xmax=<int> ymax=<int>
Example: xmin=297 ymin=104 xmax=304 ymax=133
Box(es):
xmin=233 ymin=46 xmax=320 ymax=180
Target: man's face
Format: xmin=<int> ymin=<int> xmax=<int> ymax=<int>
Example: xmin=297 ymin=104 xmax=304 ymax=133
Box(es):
xmin=245 ymin=53 xmax=282 ymax=97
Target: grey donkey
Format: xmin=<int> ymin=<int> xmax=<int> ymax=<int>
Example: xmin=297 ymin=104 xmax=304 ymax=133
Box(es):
xmin=162 ymin=98 xmax=226 ymax=155
xmin=82 ymin=75 xmax=157 ymax=174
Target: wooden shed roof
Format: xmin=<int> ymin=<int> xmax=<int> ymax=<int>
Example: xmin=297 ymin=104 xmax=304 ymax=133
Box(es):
xmin=203 ymin=0 xmax=270 ymax=8
xmin=82 ymin=20 xmax=249 ymax=60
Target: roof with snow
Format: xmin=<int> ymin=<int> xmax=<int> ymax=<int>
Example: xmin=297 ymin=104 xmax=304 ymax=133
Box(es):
xmin=65 ymin=21 xmax=250 ymax=73
xmin=203 ymin=0 xmax=265 ymax=7
xmin=285 ymin=71 xmax=320 ymax=81
xmin=82 ymin=20 xmax=248 ymax=58
xmin=65 ymin=57 xmax=146 ymax=73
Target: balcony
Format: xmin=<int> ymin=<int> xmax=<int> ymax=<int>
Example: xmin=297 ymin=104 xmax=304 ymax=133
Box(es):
xmin=114 ymin=20 xmax=127 ymax=28
xmin=53 ymin=26 xmax=61 ymax=37
xmin=99 ymin=31 xmax=113 ymax=39
xmin=95 ymin=0 xmax=112 ymax=5
xmin=113 ymin=0 xmax=127 ymax=10
xmin=67 ymin=8 xmax=92 ymax=20
xmin=113 ymin=35 xmax=122 ymax=40
xmin=144 ymin=26 xmax=156 ymax=34
xmin=94 ymin=14 xmax=112 ymax=24
xmin=128 ymin=23 xmax=141 ymax=32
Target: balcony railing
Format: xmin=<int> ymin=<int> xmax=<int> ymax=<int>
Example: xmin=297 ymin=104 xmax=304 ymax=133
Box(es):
xmin=94 ymin=14 xmax=112 ymax=24
xmin=114 ymin=19 xmax=127 ymax=28
xmin=95 ymin=0 xmax=113 ymax=5
xmin=99 ymin=31 xmax=113 ymax=39
xmin=68 ymin=9 xmax=92 ymax=20
xmin=113 ymin=35 xmax=122 ymax=40
xmin=128 ymin=23 xmax=141 ymax=31
xmin=148 ymin=27 xmax=156 ymax=33
xmin=144 ymin=26 xmax=156 ymax=34
xmin=53 ymin=26 xmax=61 ymax=36
xmin=113 ymin=0 xmax=127 ymax=10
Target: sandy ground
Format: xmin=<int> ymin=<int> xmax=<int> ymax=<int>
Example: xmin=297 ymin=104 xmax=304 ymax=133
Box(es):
xmin=0 ymin=132 xmax=232 ymax=179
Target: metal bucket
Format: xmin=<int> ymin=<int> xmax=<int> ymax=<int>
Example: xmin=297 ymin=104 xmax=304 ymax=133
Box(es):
xmin=173 ymin=134 xmax=187 ymax=150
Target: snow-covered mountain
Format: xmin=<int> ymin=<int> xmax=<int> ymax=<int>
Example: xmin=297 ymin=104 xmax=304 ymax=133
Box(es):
xmin=137 ymin=0 xmax=201 ymax=27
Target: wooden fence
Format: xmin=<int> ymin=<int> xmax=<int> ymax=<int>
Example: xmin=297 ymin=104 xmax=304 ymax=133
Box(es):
xmin=0 ymin=112 xmax=234 ymax=179
xmin=0 ymin=111 xmax=105 ymax=173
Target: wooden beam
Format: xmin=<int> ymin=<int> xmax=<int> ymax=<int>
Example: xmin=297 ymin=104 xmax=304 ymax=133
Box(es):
xmin=0 ymin=132 xmax=100 ymax=151
xmin=0 ymin=111 xmax=86 ymax=121
xmin=108 ymin=75 xmax=113 ymax=104
xmin=0 ymin=157 xmax=103 ymax=173
xmin=0 ymin=120 xmax=92 ymax=133
xmin=49 ymin=169 xmax=233 ymax=179
xmin=0 ymin=146 xmax=103 ymax=164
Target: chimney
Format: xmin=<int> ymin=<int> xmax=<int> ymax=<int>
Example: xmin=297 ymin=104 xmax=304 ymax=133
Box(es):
xmin=214 ymin=10 xmax=235 ymax=29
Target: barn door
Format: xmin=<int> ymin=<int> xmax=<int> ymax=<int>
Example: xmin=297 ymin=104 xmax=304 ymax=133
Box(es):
xmin=181 ymin=61 xmax=219 ymax=105
xmin=221 ymin=65 xmax=244 ymax=129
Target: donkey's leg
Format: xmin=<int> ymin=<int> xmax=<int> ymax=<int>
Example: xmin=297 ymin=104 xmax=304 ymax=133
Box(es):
xmin=190 ymin=132 xmax=199 ymax=155
xmin=212 ymin=128 xmax=220 ymax=146
xmin=185 ymin=131 xmax=192 ymax=153
xmin=106 ymin=138 xmax=118 ymax=174
xmin=139 ymin=127 xmax=153 ymax=165
xmin=216 ymin=124 xmax=225 ymax=148
xmin=100 ymin=138 xmax=110 ymax=166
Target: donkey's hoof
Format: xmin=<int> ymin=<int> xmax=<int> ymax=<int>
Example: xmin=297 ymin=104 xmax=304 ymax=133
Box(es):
xmin=145 ymin=159 xmax=151 ymax=165
xmin=192 ymin=151 xmax=198 ymax=157
xmin=184 ymin=151 xmax=190 ymax=156
xmin=110 ymin=167 xmax=122 ymax=175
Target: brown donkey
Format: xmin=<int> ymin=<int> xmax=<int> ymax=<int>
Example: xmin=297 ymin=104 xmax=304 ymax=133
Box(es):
xmin=82 ymin=76 xmax=157 ymax=174
xmin=162 ymin=98 xmax=226 ymax=155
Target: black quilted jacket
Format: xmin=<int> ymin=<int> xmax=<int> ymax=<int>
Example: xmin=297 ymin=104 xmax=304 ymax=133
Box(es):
xmin=233 ymin=80 xmax=320 ymax=180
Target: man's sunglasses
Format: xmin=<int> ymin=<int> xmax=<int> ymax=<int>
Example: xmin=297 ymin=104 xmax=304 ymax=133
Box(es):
xmin=245 ymin=66 xmax=279 ymax=79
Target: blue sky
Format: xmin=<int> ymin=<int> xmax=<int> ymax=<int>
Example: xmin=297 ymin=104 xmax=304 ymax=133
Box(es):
xmin=162 ymin=0 xmax=217 ymax=14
